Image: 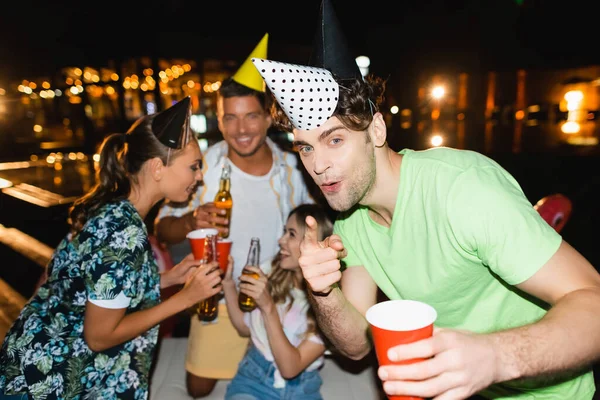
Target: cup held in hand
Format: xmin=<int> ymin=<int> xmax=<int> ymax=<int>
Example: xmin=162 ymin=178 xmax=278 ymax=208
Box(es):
xmin=187 ymin=228 xmax=219 ymax=260
xmin=366 ymin=300 xmax=437 ymax=400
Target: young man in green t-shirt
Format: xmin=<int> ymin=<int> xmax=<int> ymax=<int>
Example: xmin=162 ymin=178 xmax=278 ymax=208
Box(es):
xmin=250 ymin=1 xmax=600 ymax=398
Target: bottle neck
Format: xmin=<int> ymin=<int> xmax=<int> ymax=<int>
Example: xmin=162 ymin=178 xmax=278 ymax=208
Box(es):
xmin=204 ymin=235 xmax=218 ymax=263
xmin=245 ymin=241 xmax=260 ymax=266
xmin=219 ymin=178 xmax=230 ymax=192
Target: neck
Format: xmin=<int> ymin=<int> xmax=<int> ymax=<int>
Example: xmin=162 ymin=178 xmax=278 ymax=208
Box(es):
xmin=361 ymin=147 xmax=403 ymax=227
xmin=227 ymin=142 xmax=273 ymax=176
xmin=127 ymin=181 xmax=163 ymax=220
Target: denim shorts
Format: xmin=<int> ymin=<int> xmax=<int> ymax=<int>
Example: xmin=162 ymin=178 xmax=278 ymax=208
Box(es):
xmin=225 ymin=345 xmax=323 ymax=400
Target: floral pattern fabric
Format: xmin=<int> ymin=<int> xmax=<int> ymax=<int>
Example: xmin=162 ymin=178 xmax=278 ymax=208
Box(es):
xmin=0 ymin=200 xmax=160 ymax=400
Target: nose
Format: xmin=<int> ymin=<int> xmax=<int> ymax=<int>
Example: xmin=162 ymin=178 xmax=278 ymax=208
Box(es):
xmin=278 ymin=234 xmax=287 ymax=246
xmin=195 ymin=168 xmax=203 ymax=182
xmin=312 ymin=149 xmax=331 ymax=176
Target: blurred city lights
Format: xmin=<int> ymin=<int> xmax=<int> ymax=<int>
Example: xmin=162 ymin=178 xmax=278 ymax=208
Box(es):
xmin=431 ymin=135 xmax=444 ymax=147
xmin=432 ymin=86 xmax=445 ymax=100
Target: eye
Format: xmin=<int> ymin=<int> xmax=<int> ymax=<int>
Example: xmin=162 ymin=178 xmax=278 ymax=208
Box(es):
xmin=289 ymin=231 xmax=296 ymax=238
xmin=298 ymin=145 xmax=313 ymax=155
xmin=330 ymin=138 xmax=343 ymax=145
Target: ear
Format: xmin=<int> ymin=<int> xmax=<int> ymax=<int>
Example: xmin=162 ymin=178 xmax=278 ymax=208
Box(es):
xmin=369 ymin=112 xmax=387 ymax=148
xmin=149 ymin=157 xmax=164 ymax=181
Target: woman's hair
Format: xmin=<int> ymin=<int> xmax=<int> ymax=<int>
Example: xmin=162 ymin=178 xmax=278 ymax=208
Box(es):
xmin=267 ymin=203 xmax=334 ymax=335
xmin=68 ymin=114 xmax=193 ymax=235
xmin=269 ymin=74 xmax=387 ymax=132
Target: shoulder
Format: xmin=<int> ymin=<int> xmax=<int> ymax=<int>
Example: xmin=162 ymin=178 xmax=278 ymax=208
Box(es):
xmin=80 ymin=200 xmax=147 ymax=246
xmin=203 ymin=141 xmax=227 ymax=169
xmin=402 ymin=147 xmax=499 ymax=172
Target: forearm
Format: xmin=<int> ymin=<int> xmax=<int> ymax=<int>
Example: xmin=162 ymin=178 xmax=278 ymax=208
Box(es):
xmin=223 ymin=282 xmax=250 ymax=337
xmin=85 ymin=292 xmax=191 ymax=352
xmin=262 ymin=306 xmax=306 ymax=378
xmin=309 ymin=287 xmax=371 ymax=360
xmin=491 ymin=287 xmax=600 ymax=383
xmin=155 ymin=214 xmax=194 ymax=244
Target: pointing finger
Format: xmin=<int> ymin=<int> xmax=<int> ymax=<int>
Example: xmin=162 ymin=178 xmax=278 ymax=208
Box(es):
xmin=302 ymin=215 xmax=320 ymax=249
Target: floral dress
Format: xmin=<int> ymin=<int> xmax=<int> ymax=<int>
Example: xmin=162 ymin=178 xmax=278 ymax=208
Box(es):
xmin=0 ymin=200 xmax=160 ymax=400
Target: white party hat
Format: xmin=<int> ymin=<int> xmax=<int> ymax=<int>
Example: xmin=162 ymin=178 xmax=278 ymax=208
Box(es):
xmin=251 ymin=58 xmax=339 ymax=130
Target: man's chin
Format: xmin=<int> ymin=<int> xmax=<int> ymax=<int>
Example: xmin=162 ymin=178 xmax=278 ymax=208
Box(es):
xmin=324 ymin=195 xmax=353 ymax=212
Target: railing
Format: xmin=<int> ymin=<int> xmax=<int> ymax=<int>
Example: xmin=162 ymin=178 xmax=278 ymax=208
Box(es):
xmin=0 ymin=224 xmax=52 ymax=341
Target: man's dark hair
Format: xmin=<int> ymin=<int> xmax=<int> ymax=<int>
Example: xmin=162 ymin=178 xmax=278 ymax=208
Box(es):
xmin=269 ymin=74 xmax=387 ymax=132
xmin=218 ymin=78 xmax=271 ymax=111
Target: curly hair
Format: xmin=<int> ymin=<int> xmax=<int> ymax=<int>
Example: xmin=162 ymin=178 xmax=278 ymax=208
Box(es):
xmin=270 ymin=74 xmax=387 ymax=132
xmin=267 ymin=204 xmax=333 ymax=336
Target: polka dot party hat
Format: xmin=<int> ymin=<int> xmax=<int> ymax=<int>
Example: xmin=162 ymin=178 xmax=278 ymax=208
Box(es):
xmin=252 ymin=58 xmax=339 ymax=130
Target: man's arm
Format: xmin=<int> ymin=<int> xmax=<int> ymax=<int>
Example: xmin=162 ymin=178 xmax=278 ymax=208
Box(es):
xmin=380 ymin=245 xmax=600 ymax=400
xmin=493 ymin=240 xmax=600 ymax=381
xmin=155 ymin=213 xmax=195 ymax=244
xmin=309 ymin=265 xmax=378 ymax=360
xmin=155 ymin=203 xmax=229 ymax=245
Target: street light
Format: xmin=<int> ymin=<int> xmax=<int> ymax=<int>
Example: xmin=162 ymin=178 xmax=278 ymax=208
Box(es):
xmin=355 ymin=56 xmax=370 ymax=78
xmin=432 ymin=86 xmax=445 ymax=100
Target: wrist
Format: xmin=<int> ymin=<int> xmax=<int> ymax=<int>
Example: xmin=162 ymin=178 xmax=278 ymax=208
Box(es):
xmin=159 ymin=272 xmax=172 ymax=289
xmin=487 ymin=332 xmax=521 ymax=383
xmin=184 ymin=212 xmax=195 ymax=232
xmin=260 ymin=302 xmax=276 ymax=317
xmin=311 ymin=282 xmax=338 ymax=297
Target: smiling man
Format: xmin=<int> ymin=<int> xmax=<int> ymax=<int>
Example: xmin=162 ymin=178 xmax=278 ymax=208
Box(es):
xmin=250 ymin=0 xmax=600 ymax=399
xmin=155 ymin=33 xmax=314 ymax=398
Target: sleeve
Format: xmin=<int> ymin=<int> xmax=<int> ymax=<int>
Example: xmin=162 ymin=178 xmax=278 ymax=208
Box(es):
xmin=447 ymin=166 xmax=562 ymax=285
xmin=156 ymin=198 xmax=195 ymax=220
xmin=83 ymin=224 xmax=147 ymax=309
xmin=333 ymin=219 xmax=363 ymax=269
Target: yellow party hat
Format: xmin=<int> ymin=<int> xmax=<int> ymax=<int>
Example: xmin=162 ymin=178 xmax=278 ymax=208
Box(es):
xmin=232 ymin=33 xmax=269 ymax=92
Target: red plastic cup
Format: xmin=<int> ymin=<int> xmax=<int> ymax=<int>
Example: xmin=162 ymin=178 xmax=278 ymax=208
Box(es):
xmin=186 ymin=228 xmax=219 ymax=260
xmin=216 ymin=238 xmax=232 ymax=273
xmin=366 ymin=300 xmax=438 ymax=400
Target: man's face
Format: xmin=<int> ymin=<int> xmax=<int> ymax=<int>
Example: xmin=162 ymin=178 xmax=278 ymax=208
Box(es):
xmin=217 ymin=95 xmax=271 ymax=158
xmin=293 ymin=116 xmax=376 ymax=211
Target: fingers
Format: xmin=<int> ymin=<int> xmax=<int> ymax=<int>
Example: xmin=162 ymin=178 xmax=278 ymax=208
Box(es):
xmin=300 ymin=258 xmax=341 ymax=280
xmin=301 ymin=215 xmax=319 ymax=249
xmin=243 ymin=266 xmax=265 ymax=277
xmin=381 ymin=372 xmax=456 ymax=400
xmin=224 ymin=255 xmax=234 ymax=279
xmin=194 ymin=204 xmax=229 ymax=228
xmin=388 ymin=336 xmax=439 ymax=362
xmin=304 ymin=270 xmax=342 ymax=293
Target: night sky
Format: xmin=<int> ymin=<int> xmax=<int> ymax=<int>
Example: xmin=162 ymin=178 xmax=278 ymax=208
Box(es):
xmin=1 ymin=0 xmax=600 ymax=83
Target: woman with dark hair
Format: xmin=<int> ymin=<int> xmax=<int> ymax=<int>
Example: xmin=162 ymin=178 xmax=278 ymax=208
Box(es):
xmin=0 ymin=97 xmax=222 ymax=400
xmin=222 ymin=204 xmax=333 ymax=400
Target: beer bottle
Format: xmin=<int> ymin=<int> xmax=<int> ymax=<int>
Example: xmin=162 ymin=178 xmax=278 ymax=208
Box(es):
xmin=238 ymin=237 xmax=260 ymax=312
xmin=196 ymin=234 xmax=220 ymax=321
xmin=214 ymin=163 xmax=232 ymax=238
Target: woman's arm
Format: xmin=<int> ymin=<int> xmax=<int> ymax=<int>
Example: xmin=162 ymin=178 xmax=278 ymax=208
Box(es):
xmin=261 ymin=305 xmax=325 ymax=379
xmin=84 ymin=263 xmax=222 ymax=352
xmin=222 ymin=255 xmax=250 ymax=337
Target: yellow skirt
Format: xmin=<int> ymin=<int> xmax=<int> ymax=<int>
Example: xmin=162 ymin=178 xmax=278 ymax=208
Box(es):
xmin=185 ymin=303 xmax=249 ymax=380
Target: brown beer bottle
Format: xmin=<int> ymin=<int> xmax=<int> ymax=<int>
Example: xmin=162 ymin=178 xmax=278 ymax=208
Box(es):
xmin=238 ymin=237 xmax=260 ymax=312
xmin=214 ymin=163 xmax=232 ymax=238
xmin=196 ymin=234 xmax=219 ymax=321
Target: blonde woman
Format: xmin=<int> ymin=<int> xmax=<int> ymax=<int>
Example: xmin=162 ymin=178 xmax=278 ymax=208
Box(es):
xmin=223 ymin=204 xmax=332 ymax=400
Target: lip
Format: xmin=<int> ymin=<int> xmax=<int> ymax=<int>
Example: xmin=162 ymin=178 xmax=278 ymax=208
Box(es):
xmin=320 ymin=181 xmax=341 ymax=194
xmin=234 ymin=136 xmax=253 ymax=146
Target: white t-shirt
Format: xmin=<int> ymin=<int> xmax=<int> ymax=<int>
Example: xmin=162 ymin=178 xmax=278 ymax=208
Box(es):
xmin=157 ymin=138 xmax=313 ymax=297
xmin=243 ymin=281 xmax=325 ymax=388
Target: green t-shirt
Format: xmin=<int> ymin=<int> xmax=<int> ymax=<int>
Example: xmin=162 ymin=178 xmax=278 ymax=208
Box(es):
xmin=334 ymin=147 xmax=595 ymax=399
